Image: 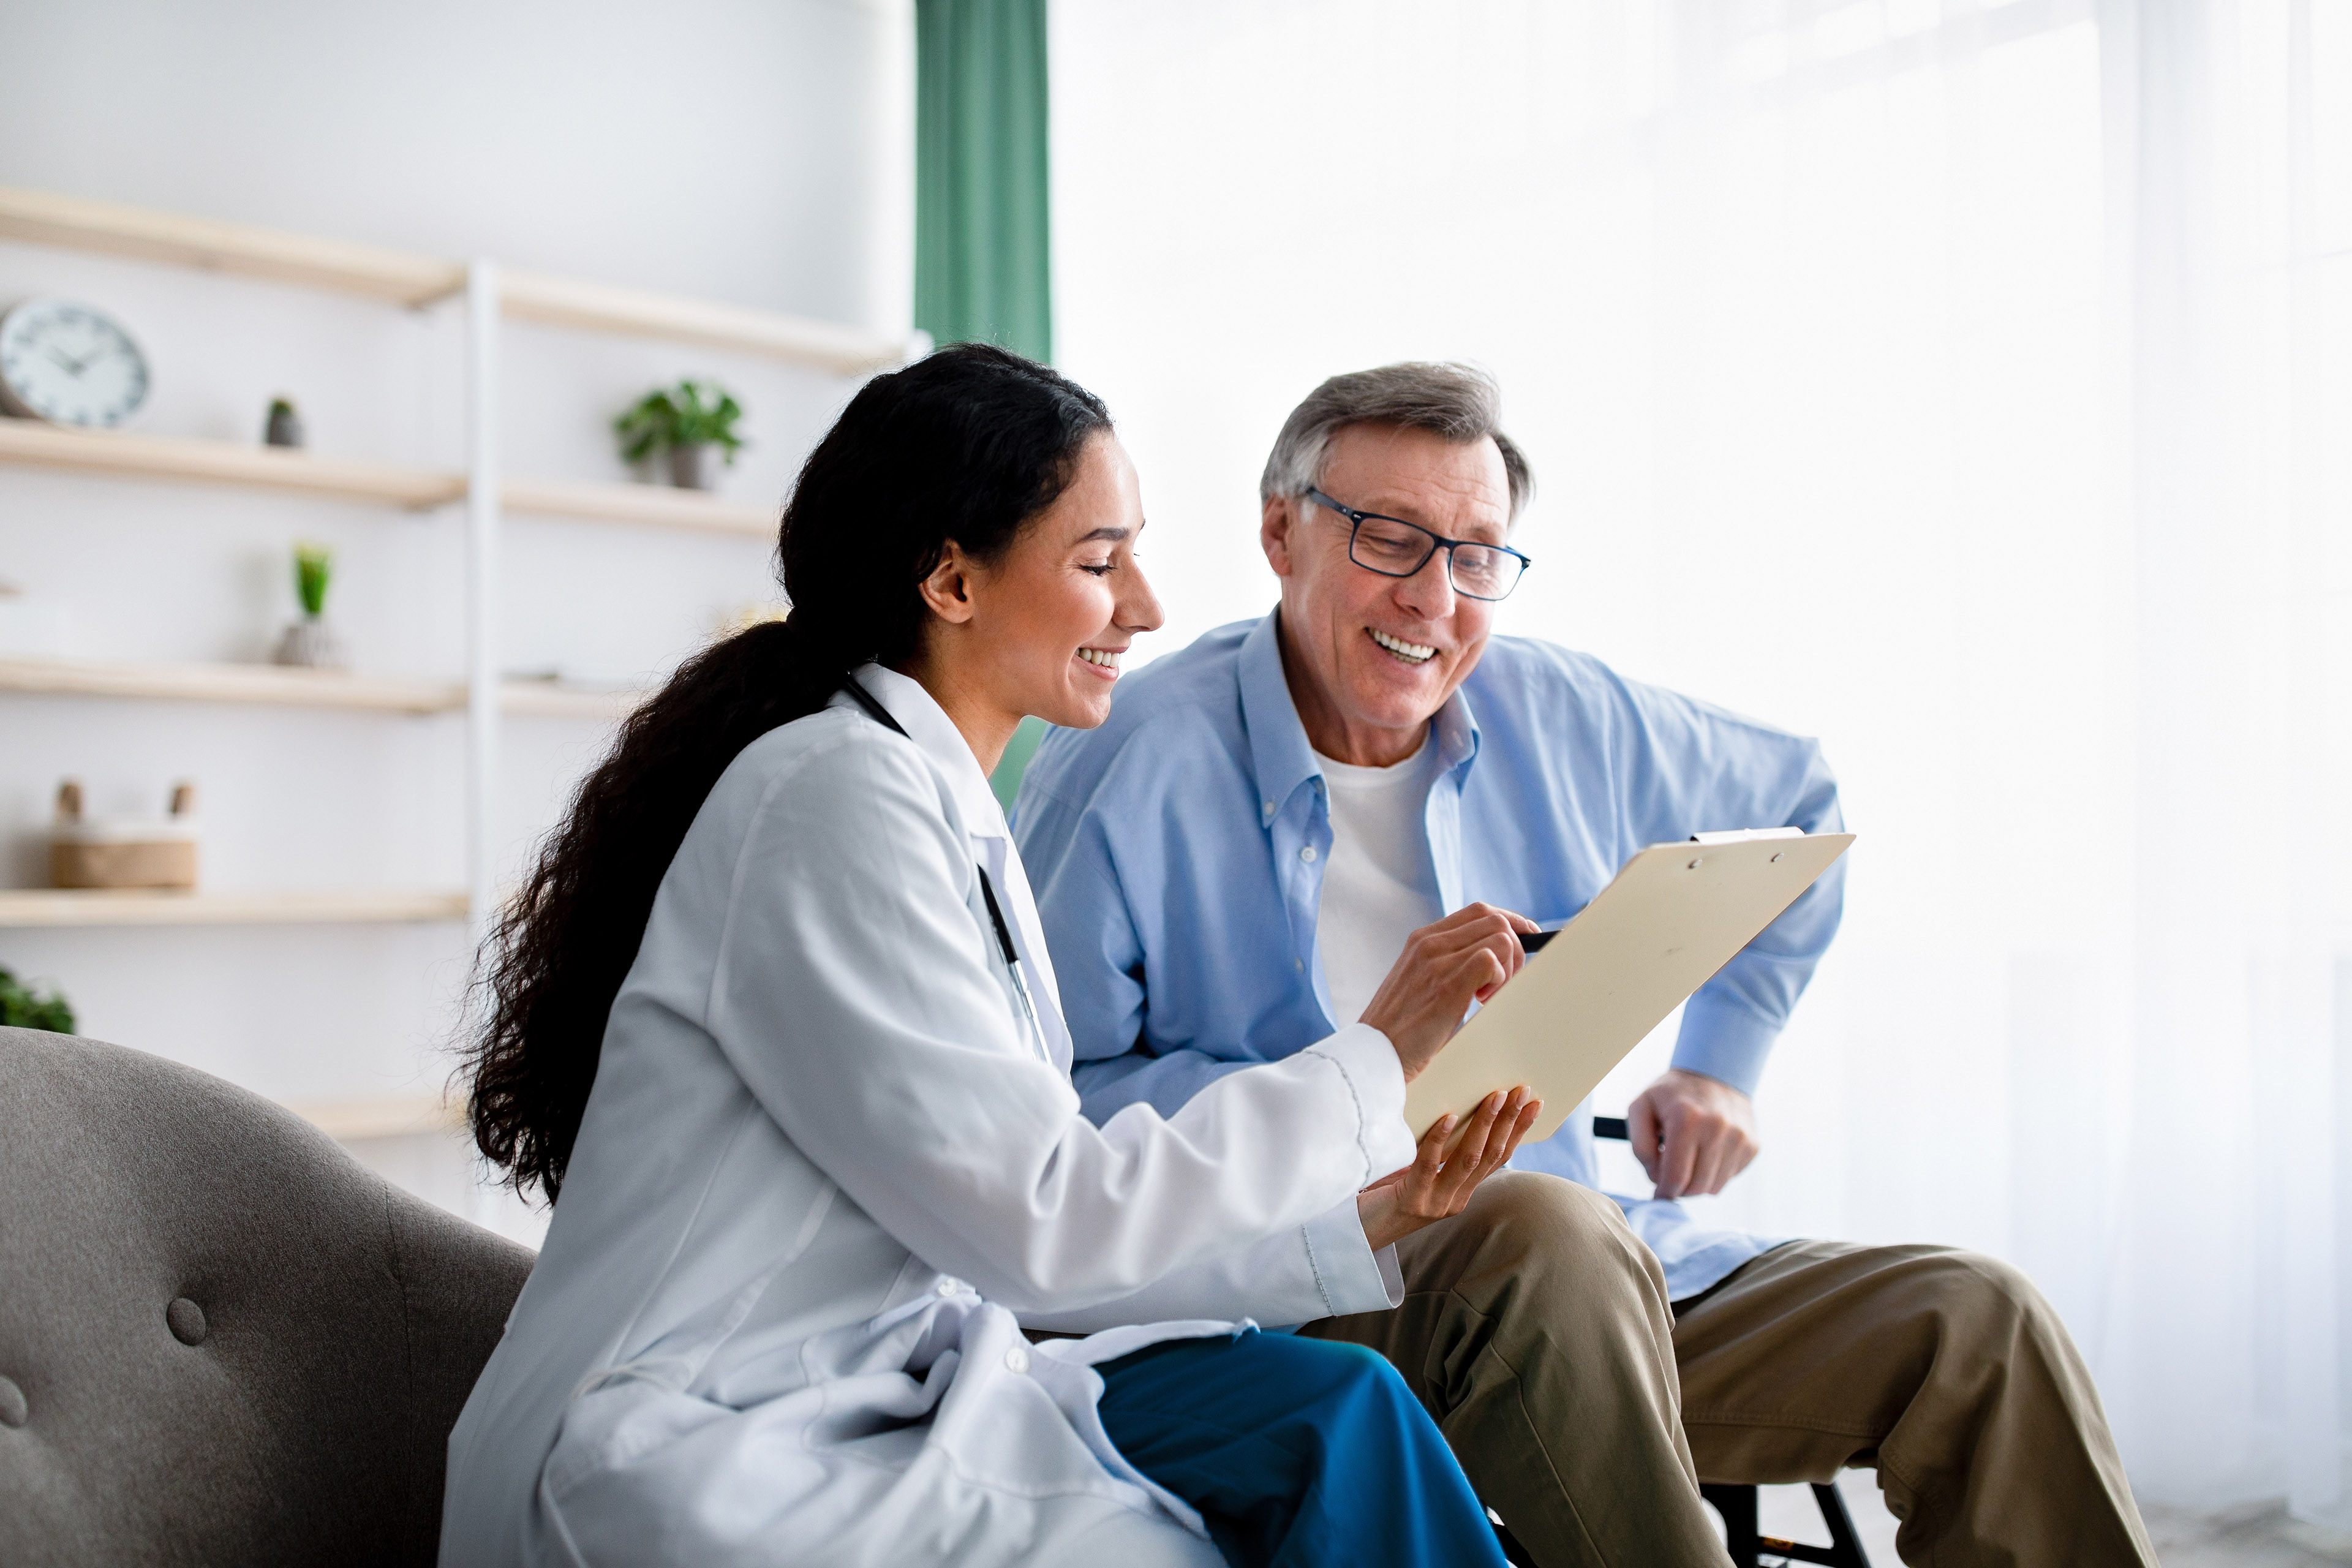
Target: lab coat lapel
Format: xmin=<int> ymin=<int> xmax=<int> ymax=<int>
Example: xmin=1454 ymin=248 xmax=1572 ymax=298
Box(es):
xmin=844 ymin=665 xmax=1077 ymax=1072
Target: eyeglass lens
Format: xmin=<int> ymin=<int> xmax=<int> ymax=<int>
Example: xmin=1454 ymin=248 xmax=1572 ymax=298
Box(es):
xmin=1350 ymin=514 xmax=1523 ymax=598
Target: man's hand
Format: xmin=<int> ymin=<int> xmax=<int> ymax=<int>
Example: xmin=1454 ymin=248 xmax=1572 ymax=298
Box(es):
xmin=1626 ymin=1068 xmax=1758 ymax=1200
xmin=1357 ymin=1085 xmax=1540 ymax=1251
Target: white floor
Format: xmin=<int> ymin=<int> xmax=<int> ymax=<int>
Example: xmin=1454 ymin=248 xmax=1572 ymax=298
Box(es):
xmin=1749 ymin=1477 xmax=2352 ymax=1567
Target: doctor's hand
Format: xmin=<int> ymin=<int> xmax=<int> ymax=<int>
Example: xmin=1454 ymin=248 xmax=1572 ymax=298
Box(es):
xmin=1359 ymin=903 xmax=1540 ymax=1082
xmin=1627 ymin=1068 xmax=1759 ymax=1199
xmin=1357 ymin=1085 xmax=1542 ymax=1252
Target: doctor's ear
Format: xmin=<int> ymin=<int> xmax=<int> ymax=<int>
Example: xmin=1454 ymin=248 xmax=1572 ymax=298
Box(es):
xmin=918 ymin=543 xmax=981 ymax=625
xmin=1261 ymin=494 xmax=1300 ymax=579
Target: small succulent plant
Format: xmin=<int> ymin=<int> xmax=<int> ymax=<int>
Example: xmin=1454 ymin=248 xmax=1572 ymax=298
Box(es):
xmin=294 ymin=542 xmax=333 ymax=620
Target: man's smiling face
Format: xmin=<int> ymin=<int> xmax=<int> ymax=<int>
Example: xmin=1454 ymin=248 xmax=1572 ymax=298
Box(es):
xmin=1261 ymin=421 xmax=1513 ymax=767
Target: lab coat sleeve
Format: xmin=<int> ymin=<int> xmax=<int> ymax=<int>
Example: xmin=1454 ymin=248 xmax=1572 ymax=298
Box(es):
xmin=701 ymin=726 xmax=1419 ymax=1316
xmin=1017 ymin=1191 xmax=1405 ymax=1332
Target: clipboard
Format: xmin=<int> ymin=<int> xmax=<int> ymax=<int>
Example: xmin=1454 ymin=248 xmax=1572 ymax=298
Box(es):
xmin=1401 ymin=828 xmax=1855 ymax=1144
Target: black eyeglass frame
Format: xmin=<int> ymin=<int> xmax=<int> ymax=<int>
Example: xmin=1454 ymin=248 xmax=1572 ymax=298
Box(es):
xmin=1303 ymin=488 xmax=1533 ymax=601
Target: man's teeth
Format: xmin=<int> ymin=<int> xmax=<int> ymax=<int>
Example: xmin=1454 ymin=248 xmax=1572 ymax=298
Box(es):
xmin=1078 ymin=647 xmax=1121 ymax=669
xmin=1370 ymin=629 xmax=1436 ymax=665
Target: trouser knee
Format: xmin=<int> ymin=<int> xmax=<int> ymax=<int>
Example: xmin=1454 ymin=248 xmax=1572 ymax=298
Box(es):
xmin=1439 ymin=1172 xmax=1664 ymax=1302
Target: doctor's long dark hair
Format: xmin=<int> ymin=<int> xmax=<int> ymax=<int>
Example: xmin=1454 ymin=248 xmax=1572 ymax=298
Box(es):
xmin=462 ymin=344 xmax=1111 ymax=1200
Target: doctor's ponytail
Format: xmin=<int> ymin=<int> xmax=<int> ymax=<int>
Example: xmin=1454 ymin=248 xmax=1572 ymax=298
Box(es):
xmin=462 ymin=344 xmax=1112 ymax=1200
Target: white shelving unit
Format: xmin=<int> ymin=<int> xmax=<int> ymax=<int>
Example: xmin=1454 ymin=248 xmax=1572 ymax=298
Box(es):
xmin=0 ymin=183 xmax=916 ymax=1110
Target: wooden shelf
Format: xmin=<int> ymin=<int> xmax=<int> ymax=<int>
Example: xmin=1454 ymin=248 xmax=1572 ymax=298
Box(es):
xmin=0 ymin=184 xmax=466 ymax=306
xmin=502 ymin=475 xmax=774 ymax=537
xmin=0 ymin=888 xmax=469 ymax=927
xmin=0 ymin=185 xmax=911 ymax=371
xmin=499 ymin=679 xmax=643 ymax=721
xmin=0 ymin=420 xmax=780 ymax=538
xmin=284 ymin=1092 xmax=467 ymax=1141
xmin=0 ymin=656 xmax=644 ymax=720
xmin=0 ymin=655 xmax=453 ymax=712
xmin=500 ymin=269 xmax=907 ymax=374
xmin=0 ymin=419 xmax=464 ymax=509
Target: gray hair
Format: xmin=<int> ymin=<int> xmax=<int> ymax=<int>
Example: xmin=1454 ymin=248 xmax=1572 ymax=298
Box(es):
xmin=1259 ymin=362 xmax=1534 ymax=522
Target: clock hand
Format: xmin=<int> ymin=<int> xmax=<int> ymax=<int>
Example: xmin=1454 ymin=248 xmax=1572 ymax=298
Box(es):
xmin=47 ymin=349 xmax=88 ymax=377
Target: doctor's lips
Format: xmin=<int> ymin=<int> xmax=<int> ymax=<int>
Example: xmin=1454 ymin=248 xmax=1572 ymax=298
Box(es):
xmin=1076 ymin=646 xmax=1123 ymax=673
xmin=1369 ymin=628 xmax=1438 ymax=666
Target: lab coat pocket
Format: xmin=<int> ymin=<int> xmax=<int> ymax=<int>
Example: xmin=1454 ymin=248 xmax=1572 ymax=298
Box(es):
xmin=536 ymin=1297 xmax=1220 ymax=1568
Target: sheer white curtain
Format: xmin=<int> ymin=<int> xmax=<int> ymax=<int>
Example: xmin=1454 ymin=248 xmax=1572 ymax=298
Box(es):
xmin=1053 ymin=0 xmax=2350 ymax=1523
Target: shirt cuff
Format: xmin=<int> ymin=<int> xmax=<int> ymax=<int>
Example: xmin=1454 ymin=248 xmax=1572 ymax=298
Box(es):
xmin=1672 ymin=991 xmax=1781 ymax=1098
xmin=1305 ymin=1022 xmax=1415 ymax=1180
xmin=1300 ymin=1195 xmax=1408 ymax=1317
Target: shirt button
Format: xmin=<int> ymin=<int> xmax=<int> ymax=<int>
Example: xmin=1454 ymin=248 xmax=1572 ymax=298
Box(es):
xmin=1004 ymin=1346 xmax=1031 ymax=1374
xmin=1294 ymin=958 xmax=1304 ymax=973
xmin=935 ymin=1277 xmax=962 ymax=1297
xmin=1299 ymin=845 xmax=1317 ymax=863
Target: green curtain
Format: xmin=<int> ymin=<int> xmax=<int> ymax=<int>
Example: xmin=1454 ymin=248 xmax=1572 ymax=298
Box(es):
xmin=914 ymin=0 xmax=1053 ymax=363
xmin=918 ymin=0 xmax=1053 ymax=812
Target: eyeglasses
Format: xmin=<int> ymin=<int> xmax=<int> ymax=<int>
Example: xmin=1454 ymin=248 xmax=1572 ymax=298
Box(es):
xmin=1304 ymin=488 xmax=1532 ymax=601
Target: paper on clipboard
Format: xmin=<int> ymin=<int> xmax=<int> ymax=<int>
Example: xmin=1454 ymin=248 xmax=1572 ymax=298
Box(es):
xmin=1401 ymin=829 xmax=1855 ymax=1144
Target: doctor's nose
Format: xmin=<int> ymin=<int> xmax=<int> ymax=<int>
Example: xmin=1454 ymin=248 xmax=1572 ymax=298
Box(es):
xmin=1120 ymin=559 xmax=1166 ymax=635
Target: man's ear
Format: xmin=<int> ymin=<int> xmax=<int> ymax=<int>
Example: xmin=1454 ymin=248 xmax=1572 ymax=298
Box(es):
xmin=1261 ymin=494 xmax=1298 ymax=579
xmin=918 ymin=543 xmax=979 ymax=625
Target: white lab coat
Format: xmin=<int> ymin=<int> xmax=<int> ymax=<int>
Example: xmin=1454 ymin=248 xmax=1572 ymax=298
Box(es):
xmin=440 ymin=664 xmax=1416 ymax=1568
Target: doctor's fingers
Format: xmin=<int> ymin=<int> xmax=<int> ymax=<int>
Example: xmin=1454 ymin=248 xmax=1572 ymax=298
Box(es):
xmin=1401 ymin=902 xmax=1533 ymax=987
xmin=1444 ymin=1090 xmax=1540 ymax=1213
xmin=1412 ymin=905 xmax=1534 ymax=981
xmin=1433 ymin=1088 xmax=1530 ymax=1210
xmin=1490 ymin=1091 xmax=1543 ymax=1168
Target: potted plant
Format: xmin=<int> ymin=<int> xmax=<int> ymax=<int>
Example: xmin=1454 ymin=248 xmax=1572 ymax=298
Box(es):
xmin=0 ymin=964 xmax=75 ymax=1033
xmin=273 ymin=541 xmax=347 ymax=669
xmin=614 ymin=379 xmax=745 ymax=490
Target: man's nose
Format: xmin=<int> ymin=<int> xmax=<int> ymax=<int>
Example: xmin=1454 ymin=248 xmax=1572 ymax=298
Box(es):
xmin=1394 ymin=548 xmax=1455 ymax=622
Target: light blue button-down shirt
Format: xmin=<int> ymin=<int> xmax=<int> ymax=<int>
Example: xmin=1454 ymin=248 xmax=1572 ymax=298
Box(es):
xmin=1013 ymin=612 xmax=1846 ymax=1300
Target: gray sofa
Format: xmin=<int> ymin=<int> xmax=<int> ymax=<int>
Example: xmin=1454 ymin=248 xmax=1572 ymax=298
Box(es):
xmin=0 ymin=1026 xmax=533 ymax=1566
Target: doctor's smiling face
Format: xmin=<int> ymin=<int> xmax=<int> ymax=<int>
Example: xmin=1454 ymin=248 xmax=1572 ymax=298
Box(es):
xmin=913 ymin=431 xmax=1163 ymax=766
xmin=1261 ymin=422 xmax=1513 ymax=769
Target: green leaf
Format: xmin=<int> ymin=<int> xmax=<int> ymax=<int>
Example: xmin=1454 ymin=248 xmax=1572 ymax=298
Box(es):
xmin=293 ymin=542 xmax=333 ymax=619
xmin=616 ymin=379 xmax=745 ymax=462
xmin=0 ymin=966 xmax=75 ymax=1034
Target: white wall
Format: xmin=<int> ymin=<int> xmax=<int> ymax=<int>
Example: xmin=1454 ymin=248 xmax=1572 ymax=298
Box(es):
xmin=0 ymin=0 xmax=913 ymax=1238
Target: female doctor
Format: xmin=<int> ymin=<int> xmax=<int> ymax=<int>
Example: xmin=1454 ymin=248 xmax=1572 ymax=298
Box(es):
xmin=443 ymin=344 xmax=1543 ymax=1568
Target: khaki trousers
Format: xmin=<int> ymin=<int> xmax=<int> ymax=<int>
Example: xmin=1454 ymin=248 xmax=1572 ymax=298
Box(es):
xmin=1298 ymin=1172 xmax=2156 ymax=1568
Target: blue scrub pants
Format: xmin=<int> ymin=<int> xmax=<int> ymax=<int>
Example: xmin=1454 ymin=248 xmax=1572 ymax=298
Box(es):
xmin=1095 ymin=1329 xmax=1508 ymax=1568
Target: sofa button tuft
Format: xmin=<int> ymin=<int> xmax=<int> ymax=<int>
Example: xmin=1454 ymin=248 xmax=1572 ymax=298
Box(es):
xmin=0 ymin=1374 xmax=24 ymax=1427
xmin=167 ymin=1297 xmax=208 ymax=1346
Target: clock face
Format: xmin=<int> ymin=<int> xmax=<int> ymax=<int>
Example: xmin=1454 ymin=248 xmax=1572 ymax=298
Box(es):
xmin=0 ymin=299 xmax=151 ymax=428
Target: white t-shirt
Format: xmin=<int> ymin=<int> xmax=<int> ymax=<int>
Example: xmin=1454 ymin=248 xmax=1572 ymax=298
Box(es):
xmin=1312 ymin=731 xmax=1446 ymax=1028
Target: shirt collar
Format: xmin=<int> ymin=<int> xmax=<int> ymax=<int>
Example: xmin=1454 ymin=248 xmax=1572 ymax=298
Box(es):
xmin=837 ymin=663 xmax=1011 ymax=840
xmin=1237 ymin=609 xmax=1483 ymax=816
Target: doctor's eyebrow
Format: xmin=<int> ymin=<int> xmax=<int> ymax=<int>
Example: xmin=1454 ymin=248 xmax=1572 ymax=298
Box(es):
xmin=1076 ymin=524 xmax=1134 ymax=542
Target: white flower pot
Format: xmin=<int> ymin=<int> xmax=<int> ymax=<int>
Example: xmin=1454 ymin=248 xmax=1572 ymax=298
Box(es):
xmin=669 ymin=442 xmax=723 ymax=491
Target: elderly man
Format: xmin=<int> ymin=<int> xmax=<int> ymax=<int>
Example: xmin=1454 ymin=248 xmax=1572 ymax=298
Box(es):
xmin=1012 ymin=364 xmax=2155 ymax=1568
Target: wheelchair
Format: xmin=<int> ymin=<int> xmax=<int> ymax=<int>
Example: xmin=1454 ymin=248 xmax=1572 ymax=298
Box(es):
xmin=1488 ymin=1117 xmax=1874 ymax=1568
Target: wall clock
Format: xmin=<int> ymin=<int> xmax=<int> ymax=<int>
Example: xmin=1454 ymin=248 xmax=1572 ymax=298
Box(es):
xmin=0 ymin=298 xmax=151 ymax=428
